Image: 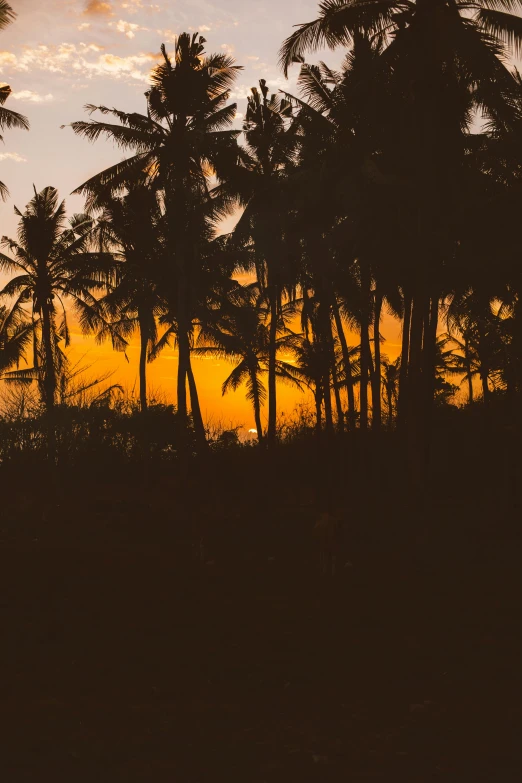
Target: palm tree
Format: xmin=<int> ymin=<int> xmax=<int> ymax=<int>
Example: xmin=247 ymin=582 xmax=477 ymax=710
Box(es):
xmin=231 ymin=79 xmax=298 ymax=446
xmin=92 ymin=187 xmax=165 ymax=413
xmin=289 ymin=336 xmax=332 ymax=432
xmin=195 ymin=284 xmax=301 ymax=441
xmin=279 ymin=0 xmax=522 ymax=456
xmin=68 ymin=33 xmax=242 ymax=442
xmin=279 ymin=0 xmax=522 ymax=88
xmin=0 ymin=186 xmax=113 ymax=411
xmin=0 ymin=3 xmax=29 ymax=199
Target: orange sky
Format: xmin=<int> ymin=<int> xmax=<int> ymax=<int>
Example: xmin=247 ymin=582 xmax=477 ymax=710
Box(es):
xmin=67 ymin=312 xmax=403 ymax=432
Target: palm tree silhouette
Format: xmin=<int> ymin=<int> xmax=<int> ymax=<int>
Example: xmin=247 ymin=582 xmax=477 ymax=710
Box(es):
xmin=196 ymin=284 xmax=300 ymax=442
xmin=92 ymin=188 xmax=165 ymax=413
xmin=69 ymin=34 xmax=242 ymax=437
xmin=280 ymin=0 xmax=522 ymax=81
xmin=0 ymin=187 xmax=112 ymax=410
xmin=280 ymin=0 xmax=522 ymax=456
xmin=231 ymin=79 xmax=297 ymax=446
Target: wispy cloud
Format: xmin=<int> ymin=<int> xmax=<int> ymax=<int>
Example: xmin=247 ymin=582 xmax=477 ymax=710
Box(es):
xmin=0 ymin=43 xmax=160 ymax=84
xmin=221 ymin=43 xmax=234 ymax=57
xmin=112 ymin=19 xmax=147 ymax=38
xmin=0 ymin=152 xmax=27 ymax=163
xmin=11 ymin=90 xmax=54 ymax=103
xmin=120 ymin=0 xmax=161 ymax=13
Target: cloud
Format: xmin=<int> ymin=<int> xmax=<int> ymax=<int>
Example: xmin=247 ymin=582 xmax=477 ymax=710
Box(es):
xmin=221 ymin=43 xmax=234 ymax=57
xmin=246 ymin=56 xmax=259 ymax=61
xmin=0 ymin=43 xmax=159 ymax=84
xmin=78 ymin=23 xmax=91 ymax=31
xmin=113 ymin=19 xmax=146 ymax=38
xmin=10 ymin=90 xmax=54 ymax=102
xmin=84 ymin=0 xmax=113 ymax=16
xmin=0 ymin=52 xmax=17 ymax=68
xmin=121 ymin=0 xmax=160 ymax=12
xmin=0 ymin=152 xmax=26 ymax=163
xmin=157 ymin=29 xmax=176 ymax=43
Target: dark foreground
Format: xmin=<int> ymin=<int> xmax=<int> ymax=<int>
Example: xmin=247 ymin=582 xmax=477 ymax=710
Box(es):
xmin=1 ymin=439 xmax=522 ymax=781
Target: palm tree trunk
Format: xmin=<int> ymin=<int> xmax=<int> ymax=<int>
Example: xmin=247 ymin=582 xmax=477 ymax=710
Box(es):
xmin=407 ymin=291 xmax=425 ymax=427
xmin=372 ymin=289 xmax=383 ymax=431
xmin=332 ymin=367 xmax=344 ymax=432
xmin=138 ymin=309 xmax=148 ymax=413
xmin=331 ymin=297 xmax=355 ymax=430
xmin=41 ymin=302 xmax=56 ymax=412
xmin=323 ymin=368 xmax=334 ymax=433
xmin=250 ymin=367 xmax=264 ymax=443
xmin=387 ymin=386 xmax=394 ymax=430
xmin=477 ymin=319 xmax=490 ymax=407
xmin=398 ymin=290 xmax=412 ymax=430
xmin=481 ymin=371 xmax=490 ymax=405
xmin=40 ymin=301 xmax=57 ymax=465
xmin=267 ymin=283 xmax=278 ymax=446
xmin=465 ymin=338 xmax=473 ymax=405
xmin=176 ymin=284 xmax=190 ymax=422
xmin=324 ymin=306 xmax=343 ymax=432
xmin=406 ymin=287 xmax=427 ymax=486
xmin=359 ymin=264 xmax=371 ymax=431
xmin=187 ymin=357 xmax=207 ymax=449
xmin=314 ymin=387 xmax=322 ymax=433
xmin=423 ymin=294 xmax=439 ymax=416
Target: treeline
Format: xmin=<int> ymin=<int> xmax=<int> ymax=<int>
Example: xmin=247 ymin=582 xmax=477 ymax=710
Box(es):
xmin=1 ymin=2 xmax=522 ymax=465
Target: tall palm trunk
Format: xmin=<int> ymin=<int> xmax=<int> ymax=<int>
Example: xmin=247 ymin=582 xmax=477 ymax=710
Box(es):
xmin=359 ymin=264 xmax=371 ymax=431
xmin=41 ymin=301 xmax=56 ymax=412
xmin=407 ymin=289 xmax=425 ymax=426
xmin=332 ymin=364 xmax=344 ymax=431
xmin=406 ymin=285 xmax=428 ymax=486
xmin=138 ymin=308 xmax=148 ymax=413
xmin=477 ymin=318 xmax=490 ymax=406
xmin=372 ymin=289 xmax=383 ymax=431
xmin=324 ymin=304 xmax=343 ymax=432
xmin=323 ymin=368 xmax=334 ymax=433
xmin=176 ymin=284 xmax=190 ymax=422
xmin=387 ymin=385 xmax=394 ymax=430
xmin=331 ymin=295 xmax=355 ymax=430
xmin=187 ymin=357 xmax=207 ymax=449
xmin=465 ymin=337 xmax=473 ymax=405
xmin=249 ymin=366 xmax=264 ymax=443
xmin=314 ymin=386 xmax=323 ymax=433
xmin=398 ymin=290 xmax=412 ymax=430
xmin=267 ymin=283 xmax=278 ymax=445
xmin=423 ymin=294 xmax=439 ymax=414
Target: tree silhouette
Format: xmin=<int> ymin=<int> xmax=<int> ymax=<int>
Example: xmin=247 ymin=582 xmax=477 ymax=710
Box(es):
xmin=196 ymin=284 xmax=301 ymax=442
xmin=0 ymin=187 xmax=112 ymax=411
xmin=69 ymin=34 xmax=242 ymax=445
xmin=92 ymin=188 xmax=165 ymax=413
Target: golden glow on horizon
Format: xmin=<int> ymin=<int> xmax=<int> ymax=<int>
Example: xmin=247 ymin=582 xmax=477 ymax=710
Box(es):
xmin=66 ymin=313 xmax=402 ymax=430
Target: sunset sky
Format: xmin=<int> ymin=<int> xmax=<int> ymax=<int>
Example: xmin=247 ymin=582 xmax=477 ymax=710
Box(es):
xmin=0 ymin=0 xmax=402 ymax=430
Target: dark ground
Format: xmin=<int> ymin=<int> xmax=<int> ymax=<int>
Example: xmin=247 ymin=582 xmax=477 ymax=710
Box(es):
xmin=1 ymin=437 xmax=522 ymax=781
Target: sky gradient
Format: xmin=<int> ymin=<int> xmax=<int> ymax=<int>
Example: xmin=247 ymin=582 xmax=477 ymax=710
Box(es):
xmin=0 ymin=1 xmax=402 ymax=429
